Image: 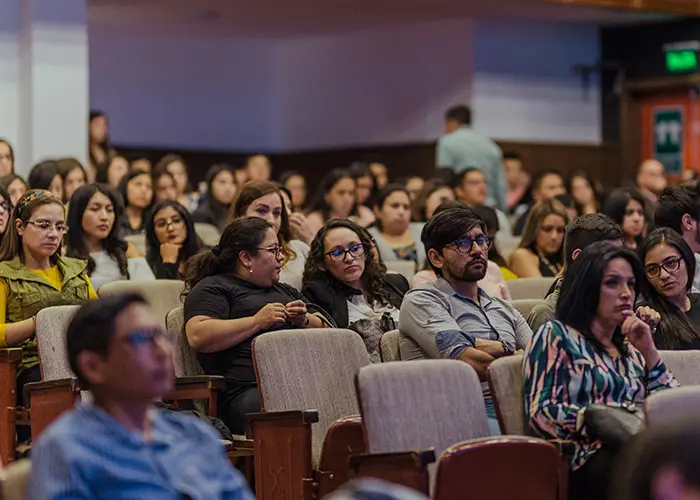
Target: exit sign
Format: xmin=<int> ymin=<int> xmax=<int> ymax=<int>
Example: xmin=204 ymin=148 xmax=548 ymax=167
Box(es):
xmin=666 ymin=50 xmax=698 ymax=73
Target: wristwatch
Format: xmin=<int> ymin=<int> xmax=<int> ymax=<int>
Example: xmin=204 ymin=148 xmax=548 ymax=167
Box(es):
xmin=501 ymin=341 xmax=515 ymax=356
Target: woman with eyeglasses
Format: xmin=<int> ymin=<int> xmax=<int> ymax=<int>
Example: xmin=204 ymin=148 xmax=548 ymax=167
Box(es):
xmin=145 ymin=200 xmax=203 ymax=279
xmin=183 ymin=217 xmax=327 ymax=434
xmin=66 ymin=184 xmax=155 ymax=290
xmin=509 ymin=199 xmax=569 ymax=278
xmin=0 ymin=190 xmax=97 ymax=410
xmin=638 ymin=228 xmax=700 ymax=350
xmin=603 ymin=187 xmax=647 ymax=250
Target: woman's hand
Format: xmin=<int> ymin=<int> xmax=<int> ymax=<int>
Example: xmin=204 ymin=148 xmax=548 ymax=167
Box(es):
xmin=635 ymin=306 xmax=661 ymax=332
xmin=622 ymin=311 xmax=658 ymax=359
xmin=253 ymin=303 xmax=288 ymax=331
xmin=285 ymin=300 xmax=308 ymax=328
xmin=160 ymin=242 xmax=181 ymax=264
xmin=288 ymin=213 xmax=314 ymax=245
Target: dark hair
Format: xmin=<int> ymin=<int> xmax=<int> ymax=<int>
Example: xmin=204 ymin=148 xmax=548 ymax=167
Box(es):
xmin=145 ymin=200 xmax=202 ymax=272
xmin=66 ymin=184 xmax=130 ymax=279
xmin=531 ymin=170 xmax=563 ymax=194
xmin=458 ymin=167 xmax=484 ymax=186
xmin=566 ymin=169 xmax=601 ymax=213
xmin=56 ymin=158 xmax=88 ymax=203
xmin=184 ymin=217 xmax=272 ymax=292
xmin=412 ymin=180 xmax=455 ymax=222
xmin=0 ymin=138 xmax=15 ymax=172
xmin=28 ymin=161 xmax=60 ymax=190
xmin=278 ymin=170 xmax=304 ymax=186
xmin=654 ymin=185 xmax=700 ymax=234
xmin=118 ymin=169 xmax=154 ymax=212
xmin=151 ymin=168 xmax=176 ymax=198
xmin=638 ymin=228 xmax=700 ymax=350
xmin=67 ymin=292 xmax=147 ymax=389
xmin=348 ymin=162 xmax=378 ymax=207
xmin=471 ymin=204 xmax=508 ymax=268
xmin=0 ymin=184 xmax=12 ymax=244
xmin=303 ymin=218 xmax=401 ymax=309
xmin=503 ymin=151 xmax=521 ymax=161
xmin=564 ymin=213 xmax=623 ymax=268
xmin=445 ymin=105 xmax=471 ymax=126
xmin=0 ymin=174 xmax=27 ymax=192
xmin=518 ymin=199 xmax=569 ymax=259
xmin=421 ymin=207 xmax=486 ymax=276
xmin=373 ymin=184 xmax=411 ymax=232
xmin=203 ymin=163 xmax=236 ymax=215
xmin=603 ymin=187 xmax=647 ymax=246
xmin=94 ymin=155 xmax=127 ymax=186
xmin=154 ymin=154 xmax=191 ymax=194
xmin=305 ymin=168 xmax=357 ymax=220
xmin=556 ymin=242 xmax=643 ymax=353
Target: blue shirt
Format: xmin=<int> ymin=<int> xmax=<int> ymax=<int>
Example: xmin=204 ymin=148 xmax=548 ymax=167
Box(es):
xmin=28 ymin=403 xmax=254 ymax=500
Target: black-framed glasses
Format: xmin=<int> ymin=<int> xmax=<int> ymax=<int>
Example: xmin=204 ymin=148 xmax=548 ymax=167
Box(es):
xmin=447 ymin=235 xmax=491 ymax=254
xmin=154 ymin=216 xmax=184 ymax=229
xmin=124 ymin=327 xmax=174 ymax=347
xmin=258 ymin=245 xmax=283 ymax=257
xmin=326 ymin=243 xmax=365 ymax=262
xmin=644 ymin=256 xmax=682 ymax=279
xmin=25 ymin=220 xmax=69 ymax=234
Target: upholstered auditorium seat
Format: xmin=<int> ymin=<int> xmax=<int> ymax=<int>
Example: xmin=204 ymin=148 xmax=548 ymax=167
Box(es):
xmin=507 ymin=278 xmax=555 ymax=301
xmin=380 ymin=330 xmax=401 ymax=362
xmin=98 ymin=280 xmax=184 ymax=327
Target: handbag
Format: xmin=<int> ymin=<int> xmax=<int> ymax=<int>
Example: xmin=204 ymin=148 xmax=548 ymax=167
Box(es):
xmin=583 ymin=403 xmax=645 ymax=450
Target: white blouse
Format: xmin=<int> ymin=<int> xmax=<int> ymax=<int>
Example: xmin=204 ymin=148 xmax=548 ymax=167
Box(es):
xmin=279 ymin=240 xmax=310 ymax=292
xmin=89 ymin=251 xmax=156 ymax=291
xmin=346 ymin=294 xmax=399 ymax=325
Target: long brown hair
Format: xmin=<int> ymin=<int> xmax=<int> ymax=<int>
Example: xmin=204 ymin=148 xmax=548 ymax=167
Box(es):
xmin=0 ymin=189 xmax=65 ymax=263
xmin=517 ymin=198 xmax=569 ymax=260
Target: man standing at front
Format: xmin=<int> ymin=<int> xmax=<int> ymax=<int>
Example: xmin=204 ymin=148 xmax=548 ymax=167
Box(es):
xmin=436 ymin=104 xmax=506 ymax=212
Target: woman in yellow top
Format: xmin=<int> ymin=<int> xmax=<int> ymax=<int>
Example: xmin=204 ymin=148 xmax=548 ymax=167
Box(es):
xmin=0 ymin=189 xmax=97 ymax=405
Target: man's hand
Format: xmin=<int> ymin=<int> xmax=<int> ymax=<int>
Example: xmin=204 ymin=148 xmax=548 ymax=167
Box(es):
xmin=474 ymin=338 xmax=506 ymax=358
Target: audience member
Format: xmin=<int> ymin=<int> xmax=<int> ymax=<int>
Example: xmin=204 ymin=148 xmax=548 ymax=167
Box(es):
xmin=455 ymin=167 xmax=512 ymax=239
xmin=603 ymin=187 xmax=646 ymax=250
xmin=349 ymin=162 xmax=378 ymax=227
xmin=118 ymin=169 xmax=154 ymax=236
xmin=28 ymin=160 xmax=63 ymax=201
xmin=183 ymin=217 xmax=327 ymax=434
xmin=509 ymin=199 xmax=568 ymax=278
xmin=513 ymin=170 xmax=566 ymax=235
xmin=654 ymin=184 xmax=700 ymax=291
xmin=303 ymin=218 xmax=407 ymax=337
xmin=56 ymin=158 xmax=88 ymax=204
xmin=306 ymin=168 xmax=357 ymax=235
xmin=279 ymin=170 xmax=308 ymax=212
xmin=472 ymin=204 xmax=518 ymax=281
xmin=400 ymin=207 xmax=532 ymax=431
xmin=404 ymin=176 xmax=425 ymax=202
xmin=368 ymin=184 xmax=425 ymax=271
xmin=0 ymin=138 xmax=15 ymax=176
xmin=66 ymin=184 xmax=154 ymax=290
xmin=637 ymin=158 xmax=667 ymax=210
xmin=230 ymin=180 xmax=309 ymax=291
xmin=523 ymin=241 xmax=678 ymax=500
xmin=275 ymin=183 xmax=315 ymax=246
xmin=567 ymin=169 xmax=601 ymax=215
xmin=154 ymin=154 xmax=199 ymax=212
xmin=0 ymin=174 xmax=27 ymax=206
xmin=0 ymin=186 xmax=11 ymax=246
xmin=246 ymin=154 xmax=272 ymax=182
xmin=503 ymin=152 xmax=531 ymax=213
xmin=0 ymin=190 xmax=97 ymax=406
xmin=234 ymin=166 xmax=249 ymax=188
xmin=436 ymin=104 xmax=506 ymax=212
xmin=527 ymin=213 xmax=623 ymax=331
xmin=28 ymin=293 xmax=254 ymax=500
xmin=95 ymin=155 xmax=129 ymax=190
xmin=411 ymin=180 xmax=456 ymax=222
xmin=192 ymin=164 xmax=237 ymax=231
xmin=130 ymin=156 xmax=152 ymax=173
xmin=681 ymin=168 xmax=699 ymax=183
xmin=369 ymin=161 xmax=389 ymax=189
xmin=151 ymin=168 xmax=178 ymax=203
xmin=639 ymin=228 xmax=700 ymax=350
xmin=145 ymin=200 xmax=203 ymax=280
xmin=88 ymin=110 xmax=115 ymax=179
xmin=556 ymin=193 xmax=579 ymax=221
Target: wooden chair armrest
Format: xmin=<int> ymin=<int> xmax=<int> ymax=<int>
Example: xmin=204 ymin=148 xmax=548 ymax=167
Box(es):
xmin=0 ymin=348 xmax=22 ymax=463
xmin=0 ymin=348 xmax=22 ymax=363
xmin=246 ymin=410 xmax=319 ymax=425
xmin=317 ymin=415 xmax=366 ymax=497
xmin=173 ymin=375 xmax=225 ymax=389
xmin=24 ymin=378 xmax=78 ymax=406
xmin=349 ymin=450 xmax=435 ymax=495
xmin=23 ymin=378 xmax=80 ymax=439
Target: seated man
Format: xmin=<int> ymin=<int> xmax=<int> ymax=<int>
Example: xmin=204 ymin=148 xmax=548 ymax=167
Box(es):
xmin=28 ymin=293 xmax=254 ymax=500
xmin=526 ymin=213 xmax=623 ymax=332
xmin=455 ymin=167 xmax=512 ymax=240
xmin=399 ymin=207 xmax=532 ymax=430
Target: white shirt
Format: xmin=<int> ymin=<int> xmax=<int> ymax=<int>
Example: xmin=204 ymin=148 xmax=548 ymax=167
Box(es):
xmin=346 ymin=294 xmax=400 ymax=325
xmin=89 ymin=251 xmax=156 ymax=291
xmin=279 ymin=240 xmax=310 ymax=292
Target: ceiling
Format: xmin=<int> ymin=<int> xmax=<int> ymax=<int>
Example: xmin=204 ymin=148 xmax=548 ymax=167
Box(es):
xmin=87 ymin=0 xmax=676 ymax=37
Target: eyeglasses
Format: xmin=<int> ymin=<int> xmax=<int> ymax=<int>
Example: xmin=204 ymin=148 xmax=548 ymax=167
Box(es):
xmin=447 ymin=236 xmax=491 ymax=254
xmin=540 ymin=225 xmax=566 ymax=234
xmin=326 ymin=244 xmax=365 ymax=262
xmin=257 ymin=245 xmax=283 ymax=257
xmin=25 ymin=220 xmax=69 ymax=234
xmin=154 ymin=216 xmax=184 ymax=229
xmin=124 ymin=327 xmax=174 ymax=347
xmin=644 ymin=256 xmax=682 ymax=279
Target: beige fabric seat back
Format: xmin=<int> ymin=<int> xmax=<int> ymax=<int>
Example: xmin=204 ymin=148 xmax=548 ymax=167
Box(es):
xmin=399 ymin=331 xmax=430 ymax=361
xmin=98 ymin=280 xmax=184 ymax=327
xmin=124 ymin=234 xmax=146 ymax=256
xmin=252 ymin=328 xmax=370 ymax=468
xmin=194 ymin=223 xmax=221 ymax=247
xmin=385 ymin=261 xmax=415 ymax=282
xmin=1 ymin=459 xmax=30 ymax=500
xmin=646 ymin=386 xmax=700 ymax=426
xmin=497 ymin=236 xmax=521 ymax=262
xmin=166 ymin=306 xmax=203 ymax=377
xmin=35 ymin=305 xmax=81 ymax=381
xmin=357 ymin=360 xmax=489 ymax=461
xmin=507 ymin=278 xmax=555 ymax=301
xmin=510 ymin=299 xmax=541 ymax=319
xmin=659 ymin=350 xmax=700 ymax=385
xmin=487 ymin=354 xmax=532 ymax=436
xmin=380 ymin=330 xmax=401 ymax=362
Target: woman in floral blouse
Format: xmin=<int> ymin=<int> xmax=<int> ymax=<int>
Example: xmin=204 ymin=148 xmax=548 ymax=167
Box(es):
xmin=523 ymin=241 xmax=678 ymax=500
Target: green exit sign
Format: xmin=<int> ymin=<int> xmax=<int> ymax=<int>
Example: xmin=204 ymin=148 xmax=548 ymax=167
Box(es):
xmin=666 ymin=50 xmax=698 ymax=73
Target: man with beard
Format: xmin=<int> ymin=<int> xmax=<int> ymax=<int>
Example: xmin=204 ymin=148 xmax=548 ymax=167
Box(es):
xmin=399 ymin=207 xmax=532 ymax=433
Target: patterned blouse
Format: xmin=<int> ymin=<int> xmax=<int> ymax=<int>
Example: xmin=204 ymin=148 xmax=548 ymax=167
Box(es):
xmin=523 ymin=321 xmax=679 ymax=470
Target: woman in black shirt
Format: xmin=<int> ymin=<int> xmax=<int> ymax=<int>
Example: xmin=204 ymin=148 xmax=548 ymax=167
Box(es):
xmin=639 ymin=228 xmax=700 ymax=350
xmin=183 ymin=217 xmax=327 ymax=434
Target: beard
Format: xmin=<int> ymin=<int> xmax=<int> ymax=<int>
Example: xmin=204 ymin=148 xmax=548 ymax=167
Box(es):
xmin=446 ymin=257 xmax=487 ymax=283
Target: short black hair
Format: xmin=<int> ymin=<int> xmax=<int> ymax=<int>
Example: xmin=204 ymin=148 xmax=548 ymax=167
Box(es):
xmin=458 ymin=167 xmax=484 ymax=185
xmin=531 ymin=170 xmax=563 ymax=192
xmin=422 ymin=207 xmax=486 ymax=275
xmin=654 ymin=185 xmax=700 ymax=234
xmin=503 ymin=152 xmax=521 ymax=161
xmin=27 ymin=160 xmax=59 ymax=190
xmin=564 ymin=213 xmax=623 ymax=268
xmin=445 ymin=105 xmax=471 ymax=126
xmin=67 ymin=293 xmax=148 ymax=389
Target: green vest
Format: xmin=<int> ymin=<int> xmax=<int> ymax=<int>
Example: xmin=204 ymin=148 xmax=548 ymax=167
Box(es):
xmin=0 ymin=256 xmax=91 ymax=374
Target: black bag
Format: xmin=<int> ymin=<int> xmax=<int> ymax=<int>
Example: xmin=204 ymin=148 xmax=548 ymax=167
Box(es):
xmin=583 ymin=403 xmax=645 ymax=450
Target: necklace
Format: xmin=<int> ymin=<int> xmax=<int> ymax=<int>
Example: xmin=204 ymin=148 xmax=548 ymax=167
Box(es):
xmin=538 ymin=251 xmax=562 ymax=277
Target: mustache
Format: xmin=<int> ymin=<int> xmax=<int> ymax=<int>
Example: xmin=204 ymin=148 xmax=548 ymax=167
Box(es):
xmin=468 ymin=257 xmax=487 ymax=265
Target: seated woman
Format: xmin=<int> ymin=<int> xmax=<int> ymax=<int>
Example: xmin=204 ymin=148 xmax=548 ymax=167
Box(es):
xmin=306 ymin=168 xmax=358 ymax=236
xmin=0 ymin=138 xmax=15 ymax=176
xmin=192 ymin=164 xmax=237 ymax=231
xmin=151 ymin=168 xmax=178 ymax=203
xmin=28 ymin=161 xmax=64 ymax=201
xmin=279 ymin=170 xmax=307 ymax=213
xmin=603 ymin=187 xmax=646 ymax=250
xmin=0 ymin=174 xmax=27 ymax=206
xmin=348 ymin=162 xmax=378 ymax=227
xmin=368 ymin=184 xmax=425 ymax=272
xmin=56 ymin=158 xmax=87 ymax=204
xmin=183 ymin=217 xmax=327 ymax=434
xmin=639 ymin=228 xmax=700 ymax=350
xmin=411 ymin=180 xmax=456 ymax=222
xmin=229 ymin=181 xmax=309 ymax=291
xmin=95 ymin=155 xmax=129 ymax=191
xmin=567 ymin=169 xmax=601 ymax=216
xmin=145 ymin=200 xmax=203 ymax=280
xmin=66 ymin=184 xmax=155 ymax=290
xmin=524 ymin=241 xmax=678 ymax=500
xmin=118 ymin=169 xmax=154 ymax=236
xmin=0 ymin=190 xmax=97 ymax=404
xmin=154 ymin=154 xmax=199 ymax=212
xmin=0 ymin=185 xmax=12 ymax=246
xmin=509 ymin=199 xmax=568 ymax=278
xmin=303 ymin=219 xmax=408 ymax=360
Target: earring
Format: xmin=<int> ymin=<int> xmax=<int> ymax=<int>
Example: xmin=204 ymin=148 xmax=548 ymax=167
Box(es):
xmin=249 ymin=267 xmax=253 ymax=274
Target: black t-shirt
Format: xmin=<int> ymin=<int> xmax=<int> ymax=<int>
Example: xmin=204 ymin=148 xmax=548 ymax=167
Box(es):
xmin=640 ymin=293 xmax=700 ymax=351
xmin=184 ymin=273 xmax=305 ymax=393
